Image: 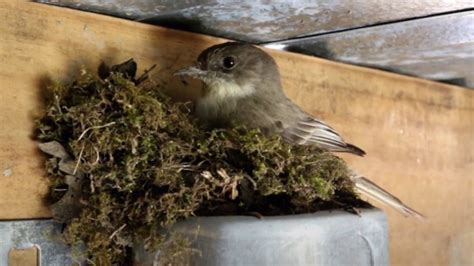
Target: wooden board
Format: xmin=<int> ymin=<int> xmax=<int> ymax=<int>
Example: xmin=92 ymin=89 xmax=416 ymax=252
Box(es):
xmin=276 ymin=11 xmax=474 ymax=88
xmin=37 ymin=1 xmax=474 ymax=90
xmin=8 ymin=247 xmax=39 ymax=266
xmin=38 ymin=0 xmax=474 ymax=42
xmin=0 ymin=2 xmax=473 ymax=266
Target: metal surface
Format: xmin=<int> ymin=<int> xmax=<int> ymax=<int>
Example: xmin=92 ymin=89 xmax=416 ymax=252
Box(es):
xmin=270 ymin=11 xmax=474 ymax=88
xmin=136 ymin=209 xmax=389 ymax=266
xmin=0 ymin=220 xmax=78 ymax=265
xmin=0 ymin=210 xmax=387 ymax=266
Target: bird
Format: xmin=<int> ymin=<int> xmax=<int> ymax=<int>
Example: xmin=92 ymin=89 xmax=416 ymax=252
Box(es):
xmin=176 ymin=42 xmax=424 ymax=219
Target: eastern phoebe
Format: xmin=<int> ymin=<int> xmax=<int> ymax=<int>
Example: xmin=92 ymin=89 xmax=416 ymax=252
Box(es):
xmin=177 ymin=42 xmax=423 ymax=218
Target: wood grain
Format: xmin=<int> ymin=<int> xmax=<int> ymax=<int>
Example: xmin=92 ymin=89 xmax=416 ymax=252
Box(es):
xmin=277 ymin=11 xmax=474 ymax=88
xmin=38 ymin=0 xmax=474 ymax=42
xmin=8 ymin=247 xmax=39 ymax=266
xmin=0 ymin=2 xmax=472 ymax=266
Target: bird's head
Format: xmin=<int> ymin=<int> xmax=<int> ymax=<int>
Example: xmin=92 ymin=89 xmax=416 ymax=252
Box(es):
xmin=176 ymin=42 xmax=281 ymax=100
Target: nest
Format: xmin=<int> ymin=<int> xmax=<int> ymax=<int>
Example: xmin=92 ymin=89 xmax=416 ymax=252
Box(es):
xmin=35 ymin=59 xmax=368 ymax=264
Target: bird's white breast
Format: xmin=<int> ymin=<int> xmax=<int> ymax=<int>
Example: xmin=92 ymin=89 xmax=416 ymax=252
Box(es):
xmin=196 ymin=78 xmax=255 ymax=121
xmin=203 ymin=78 xmax=255 ymax=101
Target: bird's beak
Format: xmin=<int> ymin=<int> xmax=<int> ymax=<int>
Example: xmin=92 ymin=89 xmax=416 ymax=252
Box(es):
xmin=174 ymin=65 xmax=207 ymax=79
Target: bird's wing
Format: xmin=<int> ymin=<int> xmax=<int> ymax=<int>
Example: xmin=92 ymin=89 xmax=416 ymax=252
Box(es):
xmin=282 ymin=116 xmax=366 ymax=156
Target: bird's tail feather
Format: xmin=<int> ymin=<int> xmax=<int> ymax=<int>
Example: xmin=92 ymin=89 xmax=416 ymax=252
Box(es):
xmin=351 ymin=174 xmax=425 ymax=220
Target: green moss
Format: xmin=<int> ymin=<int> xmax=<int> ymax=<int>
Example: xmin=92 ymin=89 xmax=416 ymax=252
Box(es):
xmin=36 ymin=61 xmax=368 ymax=264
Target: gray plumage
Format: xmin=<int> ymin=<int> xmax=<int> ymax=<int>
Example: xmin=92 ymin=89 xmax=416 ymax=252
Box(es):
xmin=191 ymin=42 xmax=365 ymax=156
xmin=177 ymin=42 xmax=424 ymax=219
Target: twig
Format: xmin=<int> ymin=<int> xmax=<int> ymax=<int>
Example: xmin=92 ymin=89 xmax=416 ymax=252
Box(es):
xmin=77 ymin=122 xmax=116 ymax=141
xmin=92 ymin=146 xmax=100 ymax=165
xmin=135 ymin=64 xmax=157 ymax=84
xmin=72 ymin=143 xmax=85 ymax=175
xmin=109 ymin=224 xmax=127 ymax=240
xmin=89 ymin=174 xmax=95 ymax=193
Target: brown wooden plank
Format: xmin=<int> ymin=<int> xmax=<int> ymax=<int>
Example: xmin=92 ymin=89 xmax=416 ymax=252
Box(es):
xmin=8 ymin=247 xmax=39 ymax=266
xmin=0 ymin=2 xmax=473 ymax=266
xmin=37 ymin=0 xmax=474 ymax=42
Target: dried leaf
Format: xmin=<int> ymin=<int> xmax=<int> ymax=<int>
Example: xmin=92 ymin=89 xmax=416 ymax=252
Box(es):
xmin=51 ymin=175 xmax=83 ymax=223
xmin=38 ymin=141 xmax=70 ymax=159
xmin=58 ymin=159 xmax=77 ymax=175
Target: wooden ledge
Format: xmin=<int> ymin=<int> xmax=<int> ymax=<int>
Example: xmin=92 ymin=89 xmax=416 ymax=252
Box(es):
xmin=0 ymin=2 xmax=472 ymax=265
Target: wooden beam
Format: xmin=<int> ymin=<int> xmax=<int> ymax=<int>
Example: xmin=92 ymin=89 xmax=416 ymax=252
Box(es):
xmin=276 ymin=11 xmax=474 ymax=88
xmin=38 ymin=0 xmax=474 ymax=42
xmin=0 ymin=2 xmax=472 ymax=266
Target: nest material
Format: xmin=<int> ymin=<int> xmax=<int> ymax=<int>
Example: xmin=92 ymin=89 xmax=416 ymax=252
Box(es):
xmin=35 ymin=59 xmax=369 ymax=264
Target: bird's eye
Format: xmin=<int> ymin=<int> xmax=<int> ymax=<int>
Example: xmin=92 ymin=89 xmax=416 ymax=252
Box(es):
xmin=222 ymin=57 xmax=236 ymax=69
